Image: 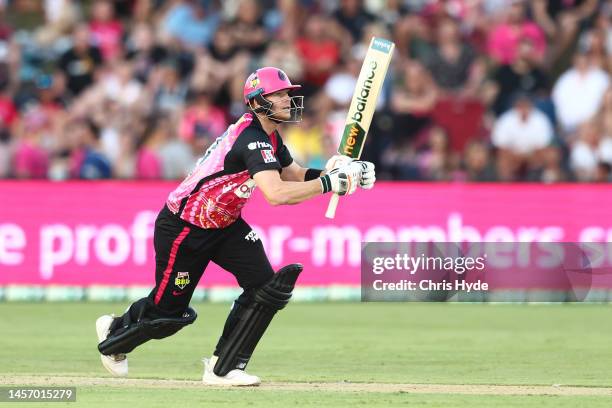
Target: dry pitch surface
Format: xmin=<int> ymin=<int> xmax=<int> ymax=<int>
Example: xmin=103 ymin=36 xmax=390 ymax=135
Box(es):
xmin=2 ymin=375 xmax=612 ymax=396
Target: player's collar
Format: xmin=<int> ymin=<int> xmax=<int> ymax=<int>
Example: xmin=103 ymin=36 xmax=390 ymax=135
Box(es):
xmin=249 ymin=112 xmax=280 ymax=138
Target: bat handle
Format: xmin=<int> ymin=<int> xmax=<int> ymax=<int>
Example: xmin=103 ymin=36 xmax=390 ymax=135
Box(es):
xmin=325 ymin=193 xmax=340 ymax=219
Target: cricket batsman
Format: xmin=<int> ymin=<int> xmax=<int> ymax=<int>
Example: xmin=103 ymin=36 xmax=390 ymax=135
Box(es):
xmin=95 ymin=67 xmax=376 ymax=386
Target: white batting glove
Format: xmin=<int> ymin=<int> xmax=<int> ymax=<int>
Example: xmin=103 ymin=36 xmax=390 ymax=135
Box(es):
xmin=320 ymin=162 xmax=363 ymax=196
xmin=324 ymin=154 xmax=353 ymax=173
xmin=354 ymin=161 xmax=376 ymax=189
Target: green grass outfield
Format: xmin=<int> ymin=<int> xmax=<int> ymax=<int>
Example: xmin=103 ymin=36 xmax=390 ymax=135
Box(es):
xmin=0 ymin=302 xmax=611 ymax=407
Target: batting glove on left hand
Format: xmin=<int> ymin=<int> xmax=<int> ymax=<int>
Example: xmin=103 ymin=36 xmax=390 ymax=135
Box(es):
xmin=354 ymin=161 xmax=376 ymax=189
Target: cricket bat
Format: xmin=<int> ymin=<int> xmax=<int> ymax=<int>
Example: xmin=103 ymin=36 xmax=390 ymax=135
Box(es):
xmin=325 ymin=37 xmax=395 ymax=219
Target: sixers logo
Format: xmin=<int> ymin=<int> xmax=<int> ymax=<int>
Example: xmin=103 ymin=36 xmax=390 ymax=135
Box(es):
xmin=235 ymin=179 xmax=256 ymax=198
xmin=250 ymin=76 xmax=259 ymax=88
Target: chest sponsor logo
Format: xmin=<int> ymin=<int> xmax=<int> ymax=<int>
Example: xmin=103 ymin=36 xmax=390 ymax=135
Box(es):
xmin=235 ymin=179 xmax=256 ymax=198
xmin=222 ymin=182 xmax=238 ymax=194
xmin=261 ymin=149 xmax=276 ymax=163
xmin=248 ymin=141 xmax=273 ymax=150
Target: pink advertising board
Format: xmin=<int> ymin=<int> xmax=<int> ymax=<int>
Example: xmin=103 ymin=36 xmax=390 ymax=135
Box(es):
xmin=1 ymin=181 xmax=612 ymax=287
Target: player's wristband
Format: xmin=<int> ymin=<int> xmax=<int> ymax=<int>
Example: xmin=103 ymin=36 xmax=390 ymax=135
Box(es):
xmin=305 ymin=168 xmax=323 ymax=181
xmin=319 ymin=175 xmax=332 ymax=193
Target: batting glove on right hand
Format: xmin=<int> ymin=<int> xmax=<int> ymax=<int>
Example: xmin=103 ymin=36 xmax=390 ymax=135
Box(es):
xmin=354 ymin=161 xmax=376 ymax=189
xmin=319 ymin=162 xmax=363 ymax=196
xmin=324 ymin=154 xmax=353 ymax=173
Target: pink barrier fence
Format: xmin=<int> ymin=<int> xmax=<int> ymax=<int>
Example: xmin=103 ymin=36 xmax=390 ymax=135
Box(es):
xmin=1 ymin=182 xmax=612 ymax=287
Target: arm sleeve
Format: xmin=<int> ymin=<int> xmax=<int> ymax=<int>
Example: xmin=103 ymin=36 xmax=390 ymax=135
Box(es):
xmin=275 ymin=133 xmax=294 ymax=168
xmin=235 ymin=128 xmax=284 ymax=177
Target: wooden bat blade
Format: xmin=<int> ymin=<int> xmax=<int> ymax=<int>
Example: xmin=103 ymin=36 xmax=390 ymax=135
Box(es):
xmin=326 ymin=37 xmax=395 ymax=219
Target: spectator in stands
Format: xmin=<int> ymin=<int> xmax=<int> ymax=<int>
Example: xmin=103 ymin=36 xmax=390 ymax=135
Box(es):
xmin=390 ymin=61 xmax=438 ymax=142
xmin=527 ymin=145 xmax=569 ymax=183
xmin=0 ymin=70 xmax=18 ymax=129
xmin=462 ymin=140 xmax=497 ymax=182
xmin=332 ymin=0 xmax=375 ymax=42
xmin=284 ymin=111 xmax=326 ymax=169
xmin=58 ymin=23 xmax=103 ymax=96
xmin=227 ymin=0 xmax=269 ymax=56
xmin=296 ymin=14 xmax=343 ymax=97
xmin=135 ymin=116 xmax=166 ymax=180
xmin=570 ymin=120 xmax=612 ymax=181
xmin=417 ymin=126 xmax=452 ymax=181
xmin=1 ymin=0 xmax=612 ymax=183
xmin=487 ymin=0 xmax=547 ymax=65
xmin=35 ymin=0 xmax=79 ymax=47
xmin=486 ymin=37 xmax=550 ymax=116
xmin=67 ymin=118 xmax=112 ymax=179
xmin=162 ymin=0 xmax=220 ymax=49
xmin=552 ymin=51 xmax=610 ymax=135
xmin=578 ymin=19 xmax=611 ymax=71
xmin=178 ymin=88 xmax=227 ymax=152
xmin=89 ymin=0 xmax=123 ymax=61
xmin=125 ymin=23 xmax=169 ymax=84
xmin=152 ymin=60 xmax=188 ymax=114
xmin=98 ymin=61 xmax=144 ymax=109
xmin=492 ymin=93 xmax=554 ymax=180
xmin=417 ymin=17 xmax=484 ymax=97
xmin=12 ymin=105 xmax=52 ymax=179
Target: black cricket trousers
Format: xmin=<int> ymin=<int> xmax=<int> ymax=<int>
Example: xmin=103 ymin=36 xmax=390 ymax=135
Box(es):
xmin=148 ymin=205 xmax=274 ymax=315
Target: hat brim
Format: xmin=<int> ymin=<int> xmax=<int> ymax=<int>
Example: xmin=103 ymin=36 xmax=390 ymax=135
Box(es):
xmin=263 ymin=85 xmax=302 ymax=96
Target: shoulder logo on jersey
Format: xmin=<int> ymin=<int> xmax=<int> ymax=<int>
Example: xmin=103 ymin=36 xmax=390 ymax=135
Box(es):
xmin=261 ymin=149 xmax=276 ymax=163
xmin=248 ymin=141 xmax=273 ymax=150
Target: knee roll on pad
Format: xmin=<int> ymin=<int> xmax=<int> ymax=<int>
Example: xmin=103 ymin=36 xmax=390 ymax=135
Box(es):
xmin=98 ymin=297 xmax=197 ymax=355
xmin=213 ymin=263 xmax=303 ymax=376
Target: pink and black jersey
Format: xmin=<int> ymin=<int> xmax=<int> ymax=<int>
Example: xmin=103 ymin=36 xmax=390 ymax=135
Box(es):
xmin=166 ymin=113 xmax=293 ymax=229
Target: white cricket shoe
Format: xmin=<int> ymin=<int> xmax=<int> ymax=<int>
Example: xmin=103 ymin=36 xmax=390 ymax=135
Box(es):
xmin=96 ymin=315 xmax=128 ymax=377
xmin=202 ymin=356 xmax=261 ymax=386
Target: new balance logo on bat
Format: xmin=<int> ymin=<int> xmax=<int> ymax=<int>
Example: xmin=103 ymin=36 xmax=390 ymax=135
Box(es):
xmin=350 ymin=61 xmax=378 ymax=124
xmin=342 ymin=124 xmax=362 ymax=156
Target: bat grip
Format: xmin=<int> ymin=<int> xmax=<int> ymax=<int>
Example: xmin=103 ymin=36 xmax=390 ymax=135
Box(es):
xmin=325 ymin=193 xmax=340 ymax=219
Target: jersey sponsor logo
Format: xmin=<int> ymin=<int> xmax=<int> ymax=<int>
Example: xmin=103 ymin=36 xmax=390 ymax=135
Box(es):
xmin=222 ymin=182 xmax=238 ymax=194
xmin=245 ymin=230 xmax=260 ymax=242
xmin=174 ymin=272 xmax=190 ymax=289
xmin=248 ymin=141 xmax=273 ymax=150
xmin=235 ymin=179 xmax=256 ymax=198
xmin=261 ymin=149 xmax=276 ymax=163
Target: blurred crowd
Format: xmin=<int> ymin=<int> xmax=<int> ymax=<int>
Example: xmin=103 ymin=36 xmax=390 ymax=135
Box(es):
xmin=0 ymin=0 xmax=611 ymax=182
